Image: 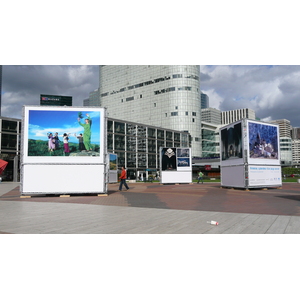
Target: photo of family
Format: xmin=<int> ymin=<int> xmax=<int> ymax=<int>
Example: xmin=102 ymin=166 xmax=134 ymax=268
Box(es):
xmin=27 ymin=110 xmax=101 ymax=156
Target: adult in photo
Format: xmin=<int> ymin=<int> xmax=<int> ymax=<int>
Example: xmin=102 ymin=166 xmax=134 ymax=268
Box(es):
xmin=78 ymin=113 xmax=92 ymax=151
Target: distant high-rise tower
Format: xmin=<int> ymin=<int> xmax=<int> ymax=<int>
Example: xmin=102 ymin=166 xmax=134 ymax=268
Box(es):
xmin=201 ymin=107 xmax=221 ymax=124
xmin=201 ymin=92 xmax=209 ymax=109
xmin=270 ymin=119 xmax=292 ymax=165
xmin=221 ymin=108 xmax=255 ymax=125
xmin=99 ymin=65 xmax=202 ymax=156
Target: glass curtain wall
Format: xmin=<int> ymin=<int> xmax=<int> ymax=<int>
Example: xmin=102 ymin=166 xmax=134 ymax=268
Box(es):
xmin=107 ymin=118 xmax=190 ymax=179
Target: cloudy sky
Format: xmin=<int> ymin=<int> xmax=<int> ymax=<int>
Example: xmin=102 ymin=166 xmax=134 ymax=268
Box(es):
xmin=200 ymin=65 xmax=300 ymax=127
xmin=1 ymin=65 xmax=300 ymax=128
xmin=1 ymin=65 xmax=99 ymax=119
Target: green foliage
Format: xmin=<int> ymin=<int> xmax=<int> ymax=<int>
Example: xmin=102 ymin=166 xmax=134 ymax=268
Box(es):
xmin=28 ymin=139 xmax=99 ymax=156
xmin=282 ymin=167 xmax=300 ymax=175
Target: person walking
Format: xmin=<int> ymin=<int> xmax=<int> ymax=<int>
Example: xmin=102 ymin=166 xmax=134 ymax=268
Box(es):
xmin=197 ymin=171 xmax=204 ymax=184
xmin=119 ymin=166 xmax=129 ymax=191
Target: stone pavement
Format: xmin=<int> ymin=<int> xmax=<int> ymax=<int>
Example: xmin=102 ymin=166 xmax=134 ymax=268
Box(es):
xmin=1 ymin=181 xmax=300 ymax=234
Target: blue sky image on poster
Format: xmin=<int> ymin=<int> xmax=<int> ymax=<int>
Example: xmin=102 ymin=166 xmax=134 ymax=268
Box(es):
xmin=28 ymin=110 xmax=101 ymax=156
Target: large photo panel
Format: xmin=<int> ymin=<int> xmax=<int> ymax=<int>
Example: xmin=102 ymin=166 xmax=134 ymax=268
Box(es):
xmin=220 ymin=121 xmax=244 ymax=166
xmin=22 ymin=106 xmax=106 ymax=164
xmin=247 ymin=120 xmax=280 ymax=165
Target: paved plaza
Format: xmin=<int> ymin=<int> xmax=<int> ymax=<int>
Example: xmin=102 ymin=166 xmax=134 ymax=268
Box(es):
xmin=1 ymin=181 xmax=300 ymax=234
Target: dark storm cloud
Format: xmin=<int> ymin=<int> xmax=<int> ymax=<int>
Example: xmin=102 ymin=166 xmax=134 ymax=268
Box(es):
xmin=1 ymin=65 xmax=99 ymax=119
xmin=199 ymin=72 xmax=211 ymax=82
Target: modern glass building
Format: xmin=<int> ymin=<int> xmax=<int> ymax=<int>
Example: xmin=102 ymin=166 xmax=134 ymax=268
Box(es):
xmin=201 ymin=121 xmax=221 ymax=158
xmin=0 ymin=116 xmax=21 ymax=181
xmin=107 ymin=117 xmax=191 ymax=179
xmin=201 ymin=92 xmax=209 ymax=109
xmin=99 ymin=65 xmax=202 ymax=157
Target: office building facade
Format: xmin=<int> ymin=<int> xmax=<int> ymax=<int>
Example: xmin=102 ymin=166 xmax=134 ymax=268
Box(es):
xmin=291 ymin=127 xmax=300 ymax=166
xmin=84 ymin=88 xmax=100 ymax=107
xmin=201 ymin=121 xmax=221 ymax=158
xmin=270 ymin=119 xmax=293 ymax=165
xmin=107 ymin=117 xmax=190 ymax=179
xmin=201 ymin=107 xmax=221 ymax=124
xmin=221 ymin=108 xmax=255 ymax=125
xmin=99 ymin=65 xmax=202 ymax=157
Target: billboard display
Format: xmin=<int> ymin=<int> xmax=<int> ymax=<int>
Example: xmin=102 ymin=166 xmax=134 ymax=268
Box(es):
xmin=22 ymin=106 xmax=106 ymax=164
xmin=21 ymin=106 xmax=107 ymax=195
xmin=160 ymin=147 xmax=192 ymax=184
xmin=40 ymin=94 xmax=72 ymax=106
xmin=247 ymin=120 xmax=280 ymax=165
xmin=220 ymin=121 xmax=243 ymax=166
xmin=248 ymin=165 xmax=282 ymax=187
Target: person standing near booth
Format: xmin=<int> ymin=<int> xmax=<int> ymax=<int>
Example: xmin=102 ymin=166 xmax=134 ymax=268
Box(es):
xmin=119 ymin=166 xmax=129 ymax=191
xmin=197 ymin=171 xmax=204 ymax=184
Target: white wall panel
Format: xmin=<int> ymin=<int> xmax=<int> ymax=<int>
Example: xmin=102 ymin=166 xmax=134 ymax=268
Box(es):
xmin=22 ymin=164 xmax=106 ymax=194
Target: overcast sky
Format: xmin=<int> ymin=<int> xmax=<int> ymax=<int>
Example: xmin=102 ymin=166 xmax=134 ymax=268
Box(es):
xmin=1 ymin=65 xmax=300 ymax=128
xmin=200 ymin=65 xmax=300 ymax=127
xmin=1 ymin=65 xmax=99 ymax=119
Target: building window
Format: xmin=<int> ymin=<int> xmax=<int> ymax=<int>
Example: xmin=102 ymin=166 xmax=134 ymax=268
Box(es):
xmin=166 ymin=131 xmax=173 ymax=141
xmin=154 ymin=103 xmax=156 ymax=107
xmin=175 ymin=106 xmax=178 ymax=109
xmin=174 ymin=133 xmax=180 ymax=142
xmin=1 ymin=133 xmax=17 ymax=150
xmin=178 ymin=86 xmax=192 ymax=91
xmin=171 ymin=112 xmax=178 ymax=116
xmin=157 ymin=130 xmax=164 ymax=139
xmin=2 ymin=120 xmax=18 ymax=132
xmin=107 ymin=133 xmax=113 ymax=150
xmin=107 ymin=120 xmax=113 ymax=132
xmin=148 ymin=128 xmax=156 ymax=138
xmin=126 ymin=96 xmax=134 ymax=102
xmin=185 ymin=112 xmax=188 ymax=116
xmin=192 ymin=112 xmax=196 ymax=116
xmin=114 ymin=122 xmax=125 ymax=134
xmin=127 ymin=152 xmax=136 ymax=167
xmin=115 ymin=134 xmax=125 ymax=150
